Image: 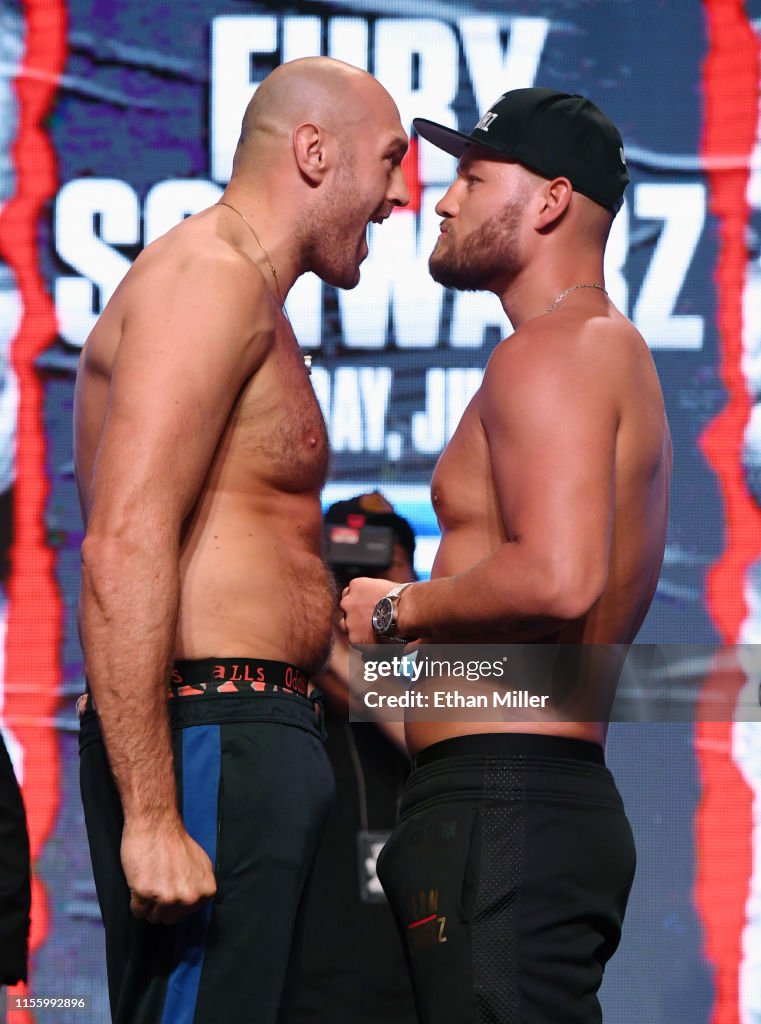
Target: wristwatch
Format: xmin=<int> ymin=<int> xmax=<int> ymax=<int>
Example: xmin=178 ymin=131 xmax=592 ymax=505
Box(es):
xmin=372 ymin=583 xmax=414 ymax=642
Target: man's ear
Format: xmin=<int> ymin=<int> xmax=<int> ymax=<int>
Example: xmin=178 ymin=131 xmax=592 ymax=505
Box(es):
xmin=293 ymin=123 xmax=332 ymax=186
xmin=535 ymin=176 xmax=573 ymax=230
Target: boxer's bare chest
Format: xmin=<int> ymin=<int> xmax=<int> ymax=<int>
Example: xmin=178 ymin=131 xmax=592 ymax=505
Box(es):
xmin=223 ymin=320 xmax=329 ymax=495
xmin=431 ymin=390 xmax=496 ymax=530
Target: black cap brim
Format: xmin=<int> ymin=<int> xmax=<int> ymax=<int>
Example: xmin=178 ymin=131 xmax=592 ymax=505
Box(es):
xmin=413 ymin=117 xmax=508 ymax=160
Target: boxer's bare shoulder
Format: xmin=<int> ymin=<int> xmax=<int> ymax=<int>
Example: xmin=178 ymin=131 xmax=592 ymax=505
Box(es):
xmin=477 ymin=304 xmax=668 ymax=484
xmin=79 ymin=210 xmax=274 ymax=386
xmin=74 ymin=208 xmax=278 ymax=516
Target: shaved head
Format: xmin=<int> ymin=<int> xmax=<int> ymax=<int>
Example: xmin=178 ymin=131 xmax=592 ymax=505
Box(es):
xmin=221 ymin=57 xmax=408 ymax=293
xmin=232 ymin=57 xmax=398 ymax=175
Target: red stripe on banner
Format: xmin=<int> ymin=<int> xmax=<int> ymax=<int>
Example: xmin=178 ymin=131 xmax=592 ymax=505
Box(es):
xmin=697 ymin=2 xmax=759 ymax=1022
xmin=400 ymin=136 xmax=422 ymax=215
xmin=0 ymin=0 xmax=67 ymax=1020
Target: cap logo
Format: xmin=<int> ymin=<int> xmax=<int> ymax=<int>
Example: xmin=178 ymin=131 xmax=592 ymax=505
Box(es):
xmin=475 ymin=111 xmax=498 ymax=132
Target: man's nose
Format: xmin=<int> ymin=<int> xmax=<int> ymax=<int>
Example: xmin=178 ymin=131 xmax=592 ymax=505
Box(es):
xmin=389 ymin=163 xmax=410 ymax=208
xmin=434 ymin=181 xmax=458 ymax=218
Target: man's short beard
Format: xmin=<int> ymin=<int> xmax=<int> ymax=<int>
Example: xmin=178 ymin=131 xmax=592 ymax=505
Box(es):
xmin=429 ymin=201 xmax=523 ymax=292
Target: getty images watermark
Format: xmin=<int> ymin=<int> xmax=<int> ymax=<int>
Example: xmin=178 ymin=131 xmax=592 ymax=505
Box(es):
xmin=361 ymin=653 xmax=550 ymax=711
xmin=347 ymin=644 xmax=761 ymax=723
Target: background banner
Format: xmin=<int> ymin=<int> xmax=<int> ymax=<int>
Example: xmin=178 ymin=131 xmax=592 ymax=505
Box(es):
xmin=1 ymin=0 xmax=760 ymax=1020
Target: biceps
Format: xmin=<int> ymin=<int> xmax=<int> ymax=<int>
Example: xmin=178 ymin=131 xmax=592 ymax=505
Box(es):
xmin=490 ymin=415 xmax=616 ymax=557
xmin=88 ymin=355 xmax=236 ymax=533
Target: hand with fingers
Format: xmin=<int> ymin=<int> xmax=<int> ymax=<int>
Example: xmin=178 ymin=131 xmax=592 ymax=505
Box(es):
xmin=340 ymin=577 xmax=397 ymax=646
xmin=121 ymin=818 xmax=217 ymax=926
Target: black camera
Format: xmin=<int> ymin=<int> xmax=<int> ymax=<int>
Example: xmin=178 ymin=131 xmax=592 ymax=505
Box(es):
xmin=323 ymin=522 xmax=395 ymax=589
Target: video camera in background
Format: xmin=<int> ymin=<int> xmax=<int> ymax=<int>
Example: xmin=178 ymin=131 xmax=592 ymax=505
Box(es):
xmin=324 ymin=520 xmax=396 ymax=581
xmin=323 ymin=492 xmax=416 ymax=590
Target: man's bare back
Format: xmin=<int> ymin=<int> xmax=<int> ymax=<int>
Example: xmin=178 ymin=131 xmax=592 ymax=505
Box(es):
xmin=75 ymin=207 xmax=334 ymax=674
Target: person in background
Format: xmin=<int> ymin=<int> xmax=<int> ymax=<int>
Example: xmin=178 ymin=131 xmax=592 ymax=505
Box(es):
xmin=294 ymin=492 xmax=418 ymax=1024
xmin=0 ymin=731 xmax=30 ymax=996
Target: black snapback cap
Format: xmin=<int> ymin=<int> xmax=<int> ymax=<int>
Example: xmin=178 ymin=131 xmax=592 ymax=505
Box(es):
xmin=413 ymin=87 xmax=629 ymax=213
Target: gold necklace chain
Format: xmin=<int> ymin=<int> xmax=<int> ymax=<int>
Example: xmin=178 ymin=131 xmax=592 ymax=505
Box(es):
xmin=217 ymin=200 xmax=289 ymax=310
xmin=545 ymin=282 xmax=607 ymax=313
xmin=217 ymin=200 xmax=312 ymax=373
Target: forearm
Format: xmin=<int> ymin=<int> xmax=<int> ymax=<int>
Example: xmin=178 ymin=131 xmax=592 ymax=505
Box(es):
xmin=80 ymin=536 xmax=181 ymax=826
xmin=397 ymin=544 xmax=584 ymax=642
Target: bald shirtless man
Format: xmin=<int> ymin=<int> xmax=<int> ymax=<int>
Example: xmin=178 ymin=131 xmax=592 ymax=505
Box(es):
xmin=341 ymin=89 xmax=671 ymax=1023
xmin=75 ymin=57 xmax=408 ymax=1024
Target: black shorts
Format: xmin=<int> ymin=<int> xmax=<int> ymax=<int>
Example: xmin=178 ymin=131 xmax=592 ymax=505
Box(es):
xmin=377 ymin=733 xmax=636 ymax=1024
xmin=0 ymin=732 xmax=30 ymax=986
xmin=293 ymin=706 xmax=417 ymax=1024
xmin=79 ymin=659 xmax=334 ymax=1024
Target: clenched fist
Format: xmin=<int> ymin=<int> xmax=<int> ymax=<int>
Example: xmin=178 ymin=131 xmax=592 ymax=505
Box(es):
xmin=121 ymin=818 xmax=217 ymax=925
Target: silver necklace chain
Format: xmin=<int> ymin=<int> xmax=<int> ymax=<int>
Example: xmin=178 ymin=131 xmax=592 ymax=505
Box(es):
xmin=545 ymin=282 xmax=607 ymax=313
xmin=217 ymin=200 xmax=312 ymax=373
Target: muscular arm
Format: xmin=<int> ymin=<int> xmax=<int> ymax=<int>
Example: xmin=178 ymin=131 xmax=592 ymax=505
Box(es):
xmin=78 ymin=246 xmax=271 ymax=920
xmin=343 ymin=326 xmax=618 ymax=643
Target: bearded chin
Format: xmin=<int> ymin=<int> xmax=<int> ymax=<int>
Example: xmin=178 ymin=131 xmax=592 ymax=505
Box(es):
xmin=429 ymin=201 xmax=523 ymax=292
xmin=429 ymin=250 xmax=494 ymax=292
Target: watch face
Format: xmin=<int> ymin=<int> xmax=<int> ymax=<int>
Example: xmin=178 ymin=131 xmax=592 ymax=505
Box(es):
xmin=372 ymin=597 xmax=394 ymax=636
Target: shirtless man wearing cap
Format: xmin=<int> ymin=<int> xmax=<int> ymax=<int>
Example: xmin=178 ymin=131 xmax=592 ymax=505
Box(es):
xmin=75 ymin=57 xmax=408 ymax=1024
xmin=342 ymin=88 xmax=671 ymax=1023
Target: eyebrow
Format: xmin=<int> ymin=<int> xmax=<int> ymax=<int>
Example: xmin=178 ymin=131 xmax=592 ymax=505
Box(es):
xmin=387 ymin=136 xmax=409 ymax=161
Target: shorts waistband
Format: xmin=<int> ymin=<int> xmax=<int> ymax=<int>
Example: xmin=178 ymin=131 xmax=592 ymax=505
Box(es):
xmin=79 ymin=661 xmax=326 ymax=748
xmin=412 ymin=732 xmax=605 ymax=770
xmin=171 ymin=657 xmax=311 ymax=698
xmin=77 ymin=657 xmax=314 ymax=719
xmin=403 ymin=733 xmax=620 ymax=817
